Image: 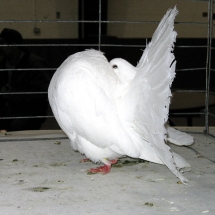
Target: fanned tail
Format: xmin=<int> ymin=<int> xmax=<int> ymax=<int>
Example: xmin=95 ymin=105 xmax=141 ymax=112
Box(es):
xmin=121 ymin=7 xmax=190 ymax=183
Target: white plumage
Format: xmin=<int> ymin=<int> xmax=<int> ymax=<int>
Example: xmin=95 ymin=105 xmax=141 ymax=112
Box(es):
xmin=48 ymin=7 xmax=194 ymax=183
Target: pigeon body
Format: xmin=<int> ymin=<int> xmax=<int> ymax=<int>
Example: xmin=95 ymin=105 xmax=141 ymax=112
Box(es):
xmin=48 ymin=7 xmax=193 ymax=183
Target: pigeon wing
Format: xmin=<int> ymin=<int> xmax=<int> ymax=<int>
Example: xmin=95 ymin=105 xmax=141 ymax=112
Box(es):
xmin=119 ymin=7 xmax=190 ymax=183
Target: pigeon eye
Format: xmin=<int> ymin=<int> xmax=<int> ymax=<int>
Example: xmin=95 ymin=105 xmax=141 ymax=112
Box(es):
xmin=112 ymin=65 xmax=118 ymax=69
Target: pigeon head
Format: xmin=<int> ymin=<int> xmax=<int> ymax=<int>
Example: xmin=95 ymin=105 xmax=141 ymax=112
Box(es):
xmin=110 ymin=58 xmax=137 ymax=84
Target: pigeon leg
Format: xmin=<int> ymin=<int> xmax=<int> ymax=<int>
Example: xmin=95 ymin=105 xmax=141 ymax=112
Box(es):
xmin=80 ymin=158 xmax=90 ymax=163
xmin=89 ymin=164 xmax=111 ymax=174
xmin=110 ymin=159 xmax=118 ymax=165
xmin=88 ymin=159 xmax=118 ymax=174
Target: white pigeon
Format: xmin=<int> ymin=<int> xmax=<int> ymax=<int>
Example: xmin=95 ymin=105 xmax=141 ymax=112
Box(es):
xmin=48 ymin=6 xmax=194 ymax=183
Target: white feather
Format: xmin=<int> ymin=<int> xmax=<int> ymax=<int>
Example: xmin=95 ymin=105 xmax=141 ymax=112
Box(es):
xmin=48 ymin=6 xmax=193 ymax=183
xmin=166 ymin=124 xmax=194 ymax=146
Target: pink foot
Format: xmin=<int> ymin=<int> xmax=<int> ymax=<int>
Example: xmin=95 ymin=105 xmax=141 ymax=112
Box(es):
xmin=89 ymin=164 xmax=111 ymax=174
xmin=80 ymin=158 xmax=90 ymax=163
xmin=110 ymin=159 xmax=118 ymax=165
xmin=88 ymin=159 xmax=118 ymax=174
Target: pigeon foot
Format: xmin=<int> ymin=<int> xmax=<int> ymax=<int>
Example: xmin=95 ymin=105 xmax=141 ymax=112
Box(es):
xmin=88 ymin=159 xmax=118 ymax=174
xmin=80 ymin=158 xmax=90 ymax=163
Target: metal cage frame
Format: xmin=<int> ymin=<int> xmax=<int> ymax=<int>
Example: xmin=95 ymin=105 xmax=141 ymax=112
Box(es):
xmin=0 ymin=0 xmax=214 ymax=140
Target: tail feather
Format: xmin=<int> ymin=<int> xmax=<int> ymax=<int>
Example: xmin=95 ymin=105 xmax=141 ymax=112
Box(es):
xmin=120 ymin=7 xmax=191 ymax=183
xmin=166 ymin=125 xmax=194 ymax=146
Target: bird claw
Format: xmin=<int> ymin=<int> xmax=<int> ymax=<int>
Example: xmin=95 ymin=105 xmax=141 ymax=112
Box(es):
xmin=88 ymin=164 xmax=111 ymax=174
xmin=87 ymin=159 xmax=118 ymax=174
xmin=80 ymin=158 xmax=90 ymax=163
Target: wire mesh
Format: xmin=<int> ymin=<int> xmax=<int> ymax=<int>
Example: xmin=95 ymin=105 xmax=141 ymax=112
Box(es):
xmin=0 ymin=0 xmax=214 ymax=139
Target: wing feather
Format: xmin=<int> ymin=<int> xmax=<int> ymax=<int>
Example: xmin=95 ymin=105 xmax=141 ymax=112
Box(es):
xmin=119 ymin=7 xmax=190 ymax=183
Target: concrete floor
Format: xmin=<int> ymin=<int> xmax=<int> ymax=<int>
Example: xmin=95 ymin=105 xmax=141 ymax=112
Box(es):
xmin=0 ymin=128 xmax=215 ymax=215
